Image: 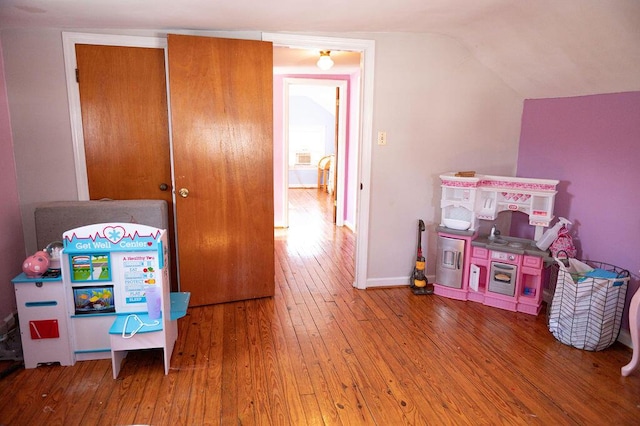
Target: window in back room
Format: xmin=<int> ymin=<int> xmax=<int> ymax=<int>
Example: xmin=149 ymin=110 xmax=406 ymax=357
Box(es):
xmin=287 ymin=84 xmax=336 ymax=187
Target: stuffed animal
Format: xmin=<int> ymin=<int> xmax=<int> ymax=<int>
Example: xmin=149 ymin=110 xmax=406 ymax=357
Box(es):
xmin=22 ymin=250 xmax=50 ymax=278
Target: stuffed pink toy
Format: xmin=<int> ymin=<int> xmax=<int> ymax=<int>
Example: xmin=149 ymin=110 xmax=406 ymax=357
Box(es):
xmin=22 ymin=250 xmax=50 ymax=278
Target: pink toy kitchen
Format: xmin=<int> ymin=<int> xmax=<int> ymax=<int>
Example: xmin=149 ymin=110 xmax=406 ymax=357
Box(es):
xmin=433 ymin=171 xmax=637 ymax=371
xmin=432 ymin=171 xmax=639 ymax=376
xmin=434 ymin=172 xmax=570 ymax=315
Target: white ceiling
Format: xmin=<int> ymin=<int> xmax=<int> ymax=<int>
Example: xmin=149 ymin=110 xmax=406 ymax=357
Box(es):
xmin=1 ymin=0 xmax=639 ymax=98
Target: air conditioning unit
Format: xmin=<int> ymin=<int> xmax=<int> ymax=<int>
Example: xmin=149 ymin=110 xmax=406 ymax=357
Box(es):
xmin=295 ymin=152 xmax=312 ymax=165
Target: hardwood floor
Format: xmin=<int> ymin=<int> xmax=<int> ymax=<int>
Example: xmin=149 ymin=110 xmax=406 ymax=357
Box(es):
xmin=1 ymin=188 xmax=639 ymax=425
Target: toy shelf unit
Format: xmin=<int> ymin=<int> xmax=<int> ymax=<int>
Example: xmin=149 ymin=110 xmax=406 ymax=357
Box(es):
xmin=440 ymin=174 xmax=482 ymax=232
xmin=61 ymin=222 xmax=189 ymax=378
xmin=439 ymin=173 xmax=559 ymax=235
xmin=517 ymin=255 xmax=545 ymax=315
xmin=12 ymin=272 xmax=74 ymax=368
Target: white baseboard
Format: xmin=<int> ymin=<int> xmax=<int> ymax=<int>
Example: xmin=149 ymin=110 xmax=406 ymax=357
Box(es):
xmin=365 ymin=277 xmax=407 ymax=288
xmin=288 ymin=184 xmax=318 ymax=189
xmin=365 ymin=274 xmax=436 ymax=288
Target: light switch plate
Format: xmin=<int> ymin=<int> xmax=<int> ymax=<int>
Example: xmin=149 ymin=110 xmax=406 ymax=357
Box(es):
xmin=377 ymin=131 xmax=387 ymax=145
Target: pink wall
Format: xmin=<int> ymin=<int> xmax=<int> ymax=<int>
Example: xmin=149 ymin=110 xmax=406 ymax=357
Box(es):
xmin=516 ymin=91 xmax=640 ymax=329
xmin=273 ymin=76 xmax=285 ymax=223
xmin=0 ymin=39 xmax=26 ymax=318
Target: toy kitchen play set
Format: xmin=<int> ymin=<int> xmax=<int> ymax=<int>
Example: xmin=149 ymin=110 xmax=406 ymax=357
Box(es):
xmin=434 ymin=172 xmax=560 ymax=315
xmin=12 ymin=223 xmax=189 ymax=377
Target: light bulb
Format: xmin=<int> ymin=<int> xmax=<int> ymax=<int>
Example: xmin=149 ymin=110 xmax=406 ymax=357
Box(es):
xmin=317 ymin=51 xmax=334 ymax=70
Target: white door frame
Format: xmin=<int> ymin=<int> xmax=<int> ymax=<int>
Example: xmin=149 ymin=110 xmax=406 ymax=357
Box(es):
xmin=283 ymin=77 xmax=348 ymax=227
xmin=62 ymin=32 xmax=172 ymax=201
xmin=262 ymin=33 xmax=374 ymax=290
xmin=62 ymin=31 xmax=182 ymax=287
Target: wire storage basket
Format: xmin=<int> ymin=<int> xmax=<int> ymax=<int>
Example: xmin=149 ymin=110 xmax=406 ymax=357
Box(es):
xmin=547 ymin=258 xmax=630 ymax=351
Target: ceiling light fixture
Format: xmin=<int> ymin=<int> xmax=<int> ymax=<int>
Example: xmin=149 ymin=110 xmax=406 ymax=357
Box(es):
xmin=317 ymin=51 xmax=334 ymax=70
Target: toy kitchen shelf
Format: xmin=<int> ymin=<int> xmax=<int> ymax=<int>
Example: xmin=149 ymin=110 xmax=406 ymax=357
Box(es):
xmin=440 ymin=173 xmax=559 ymax=234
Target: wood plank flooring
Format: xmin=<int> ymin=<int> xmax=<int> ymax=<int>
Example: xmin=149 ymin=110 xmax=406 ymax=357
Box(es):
xmin=1 ymin=188 xmax=639 ymax=425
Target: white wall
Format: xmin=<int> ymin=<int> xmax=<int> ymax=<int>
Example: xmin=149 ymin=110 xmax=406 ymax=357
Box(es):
xmin=2 ymin=29 xmax=78 ymax=256
xmin=363 ymin=33 xmax=523 ymax=285
xmin=1 ymin=28 xmax=261 ymax=255
xmin=1 ymin=28 xmax=524 ymax=289
xmin=0 ymin=39 xmax=25 ymax=320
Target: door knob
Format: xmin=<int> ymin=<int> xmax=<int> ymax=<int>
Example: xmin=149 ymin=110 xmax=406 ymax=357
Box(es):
xmin=178 ymin=188 xmax=189 ymax=198
xmin=159 ymin=183 xmax=169 ymax=191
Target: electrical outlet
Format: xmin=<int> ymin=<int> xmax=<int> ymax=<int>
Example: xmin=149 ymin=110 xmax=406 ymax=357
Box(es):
xmin=377 ymin=131 xmax=387 ymax=145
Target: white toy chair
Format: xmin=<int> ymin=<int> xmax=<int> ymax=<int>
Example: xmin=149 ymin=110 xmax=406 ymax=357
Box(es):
xmin=109 ymin=288 xmax=189 ymax=379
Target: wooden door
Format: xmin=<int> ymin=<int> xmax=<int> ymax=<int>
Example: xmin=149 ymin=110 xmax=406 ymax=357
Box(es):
xmin=75 ymin=44 xmax=178 ymax=289
xmin=167 ymin=34 xmax=275 ymax=306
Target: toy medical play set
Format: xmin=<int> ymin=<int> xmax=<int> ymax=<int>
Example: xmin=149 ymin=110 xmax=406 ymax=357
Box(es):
xmin=12 ymin=223 xmax=189 ymax=378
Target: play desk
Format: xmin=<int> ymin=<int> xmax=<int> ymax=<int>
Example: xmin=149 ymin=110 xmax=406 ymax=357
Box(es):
xmin=13 ymin=223 xmax=189 ymax=378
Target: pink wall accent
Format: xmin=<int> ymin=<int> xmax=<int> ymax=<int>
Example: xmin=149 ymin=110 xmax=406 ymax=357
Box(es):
xmin=273 ymin=76 xmax=285 ymax=223
xmin=0 ymin=39 xmax=26 ymax=318
xmin=516 ymin=91 xmax=640 ymax=330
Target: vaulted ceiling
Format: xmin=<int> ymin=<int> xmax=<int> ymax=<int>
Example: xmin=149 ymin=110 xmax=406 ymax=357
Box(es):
xmin=1 ymin=0 xmax=639 ymax=98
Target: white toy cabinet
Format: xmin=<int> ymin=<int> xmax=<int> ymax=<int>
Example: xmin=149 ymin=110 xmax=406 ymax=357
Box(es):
xmin=12 ymin=272 xmax=74 ymax=368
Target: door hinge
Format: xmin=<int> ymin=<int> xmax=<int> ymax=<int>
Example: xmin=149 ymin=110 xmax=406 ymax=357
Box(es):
xmin=75 ymin=68 xmax=79 ymax=83
xmin=360 ymin=183 xmax=363 ymax=190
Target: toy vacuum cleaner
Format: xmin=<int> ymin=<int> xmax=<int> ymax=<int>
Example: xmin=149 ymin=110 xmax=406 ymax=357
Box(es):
xmin=411 ymin=219 xmax=433 ymax=295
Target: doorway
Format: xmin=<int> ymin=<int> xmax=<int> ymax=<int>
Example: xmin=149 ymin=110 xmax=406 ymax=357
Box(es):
xmin=283 ymin=78 xmax=348 ymax=228
xmin=264 ymin=33 xmax=375 ymax=290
